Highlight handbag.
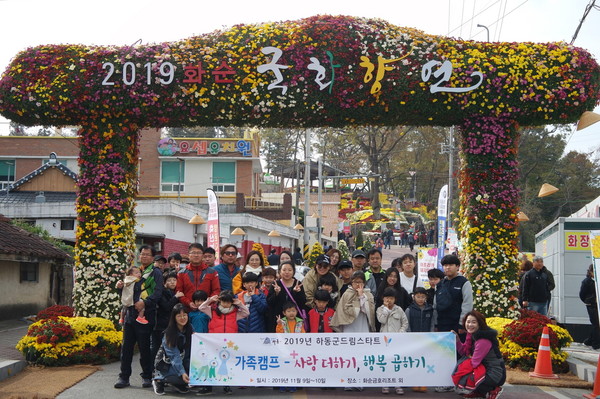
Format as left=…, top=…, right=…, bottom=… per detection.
left=281, top=281, right=310, bottom=331
left=154, top=345, right=172, bottom=374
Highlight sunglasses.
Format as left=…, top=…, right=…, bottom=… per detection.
left=223, top=251, right=237, bottom=256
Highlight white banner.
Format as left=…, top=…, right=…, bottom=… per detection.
left=437, top=185, right=448, bottom=265
left=189, top=332, right=456, bottom=387
left=206, top=189, right=220, bottom=260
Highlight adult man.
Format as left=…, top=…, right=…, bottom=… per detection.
left=338, top=260, right=354, bottom=296
left=385, top=228, right=394, bottom=249
left=435, top=254, right=473, bottom=333
left=212, top=244, right=240, bottom=291
left=115, top=245, right=164, bottom=389
left=202, top=247, right=217, bottom=267
left=434, top=254, right=473, bottom=394
left=351, top=249, right=367, bottom=272
left=153, top=255, right=167, bottom=271
left=521, top=256, right=555, bottom=316
left=267, top=249, right=280, bottom=266
left=176, top=243, right=221, bottom=310
left=365, top=249, right=386, bottom=296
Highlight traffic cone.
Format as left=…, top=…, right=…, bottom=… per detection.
left=529, top=326, right=558, bottom=379
left=583, top=354, right=600, bottom=399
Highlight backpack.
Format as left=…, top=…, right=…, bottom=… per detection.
left=436, top=276, right=467, bottom=311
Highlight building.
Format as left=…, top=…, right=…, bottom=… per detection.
left=0, top=129, right=299, bottom=259
left=0, top=214, right=70, bottom=319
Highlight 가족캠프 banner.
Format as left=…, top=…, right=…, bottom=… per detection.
left=189, top=332, right=455, bottom=387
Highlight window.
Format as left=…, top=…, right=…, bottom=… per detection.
left=0, top=160, right=15, bottom=189
left=212, top=162, right=235, bottom=192
left=20, top=262, right=39, bottom=282
left=60, top=219, right=75, bottom=230
left=161, top=160, right=185, bottom=192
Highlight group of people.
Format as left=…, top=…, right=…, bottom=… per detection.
left=115, top=243, right=505, bottom=398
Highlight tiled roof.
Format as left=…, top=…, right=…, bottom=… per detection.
left=0, top=215, right=70, bottom=260
left=0, top=191, right=76, bottom=204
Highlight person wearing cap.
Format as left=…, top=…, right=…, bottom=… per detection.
left=267, top=249, right=280, bottom=266
left=153, top=255, right=167, bottom=271
left=302, top=254, right=342, bottom=308
left=351, top=249, right=367, bottom=272
left=337, top=260, right=354, bottom=296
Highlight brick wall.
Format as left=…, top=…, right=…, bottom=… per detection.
left=162, top=237, right=191, bottom=257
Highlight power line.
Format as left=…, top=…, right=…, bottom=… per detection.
left=571, top=0, right=598, bottom=44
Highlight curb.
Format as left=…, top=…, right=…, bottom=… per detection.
left=0, top=359, right=27, bottom=382
left=567, top=350, right=599, bottom=383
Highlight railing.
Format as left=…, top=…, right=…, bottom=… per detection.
left=243, top=196, right=283, bottom=210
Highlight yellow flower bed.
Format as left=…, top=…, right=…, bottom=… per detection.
left=16, top=316, right=122, bottom=366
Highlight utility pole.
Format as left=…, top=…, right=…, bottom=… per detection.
left=303, top=129, right=311, bottom=251
left=440, top=127, right=455, bottom=229
left=317, top=157, right=323, bottom=244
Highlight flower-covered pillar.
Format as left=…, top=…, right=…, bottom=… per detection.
left=458, top=116, right=520, bottom=319
left=73, top=121, right=139, bottom=321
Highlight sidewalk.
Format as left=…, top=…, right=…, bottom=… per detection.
left=0, top=318, right=29, bottom=381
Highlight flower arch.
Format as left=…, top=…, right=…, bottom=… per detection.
left=0, top=15, right=598, bottom=320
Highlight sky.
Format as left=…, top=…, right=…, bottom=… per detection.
left=0, top=0, right=599, bottom=155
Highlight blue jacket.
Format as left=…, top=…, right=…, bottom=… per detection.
left=155, top=332, right=191, bottom=380
left=213, top=263, right=240, bottom=292
left=237, top=290, right=267, bottom=333
left=189, top=310, right=210, bottom=333
left=405, top=302, right=434, bottom=332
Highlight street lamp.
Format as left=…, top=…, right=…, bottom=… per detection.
left=188, top=214, right=206, bottom=242
left=477, top=24, right=490, bottom=42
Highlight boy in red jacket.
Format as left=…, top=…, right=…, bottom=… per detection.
left=308, top=289, right=335, bottom=333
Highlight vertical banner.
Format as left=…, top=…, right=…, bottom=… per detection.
left=417, top=248, right=438, bottom=288
left=207, top=189, right=220, bottom=260
left=437, top=185, right=448, bottom=267
left=588, top=231, right=600, bottom=325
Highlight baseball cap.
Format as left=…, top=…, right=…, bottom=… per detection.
left=351, top=249, right=366, bottom=258
left=154, top=255, right=167, bottom=263
left=338, top=260, right=353, bottom=269
left=316, top=254, right=330, bottom=265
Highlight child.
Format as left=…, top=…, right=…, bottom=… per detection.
left=260, top=267, right=277, bottom=296
left=427, top=268, right=445, bottom=305
left=189, top=290, right=210, bottom=333
left=330, top=271, right=376, bottom=333
left=120, top=266, right=147, bottom=324
left=404, top=287, right=434, bottom=393
left=308, top=289, right=335, bottom=333
left=237, top=272, right=267, bottom=333
left=276, top=301, right=305, bottom=393
left=376, top=287, right=408, bottom=395
left=199, top=290, right=249, bottom=395
left=276, top=301, right=306, bottom=333
left=317, top=274, right=339, bottom=307
left=153, top=271, right=184, bottom=361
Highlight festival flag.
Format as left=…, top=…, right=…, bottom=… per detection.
left=436, top=185, right=448, bottom=267
left=207, top=189, right=220, bottom=260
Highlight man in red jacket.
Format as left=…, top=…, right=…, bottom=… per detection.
left=176, top=243, right=221, bottom=310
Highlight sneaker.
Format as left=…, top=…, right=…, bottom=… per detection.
left=114, top=378, right=130, bottom=389
left=173, top=384, right=190, bottom=394
left=136, top=316, right=149, bottom=324
left=289, top=387, right=297, bottom=392
left=435, top=386, right=454, bottom=393
left=152, top=380, right=165, bottom=395
left=344, top=387, right=353, bottom=391
left=382, top=387, right=390, bottom=394
left=223, top=386, right=233, bottom=395
left=142, top=378, right=153, bottom=388
left=279, top=387, right=287, bottom=392
left=395, top=387, right=404, bottom=395
left=486, top=387, right=503, bottom=399
left=197, top=387, right=213, bottom=396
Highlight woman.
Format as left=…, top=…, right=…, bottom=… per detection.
left=326, top=248, right=342, bottom=275
left=375, top=268, right=412, bottom=311
left=580, top=264, right=600, bottom=349
left=303, top=254, right=341, bottom=308
left=232, top=250, right=265, bottom=294
left=330, top=271, right=376, bottom=333
left=152, top=303, right=192, bottom=395
left=266, top=261, right=307, bottom=332
left=452, top=310, right=505, bottom=399
left=279, top=250, right=294, bottom=265
left=398, top=253, right=424, bottom=294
